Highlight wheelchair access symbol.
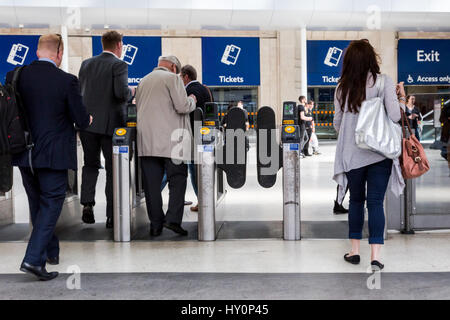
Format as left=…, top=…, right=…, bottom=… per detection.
left=221, top=44, right=241, bottom=66
left=7, top=43, right=29, bottom=66
left=120, top=44, right=138, bottom=65
left=324, top=46, right=343, bottom=67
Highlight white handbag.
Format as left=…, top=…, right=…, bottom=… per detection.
left=355, top=74, right=402, bottom=159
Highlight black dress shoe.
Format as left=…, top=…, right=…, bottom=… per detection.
left=163, top=223, right=188, bottom=236
left=150, top=227, right=163, bottom=237
left=184, top=200, right=193, bottom=206
left=46, top=256, right=59, bottom=265
left=82, top=205, right=95, bottom=224
left=371, top=260, right=384, bottom=271
left=106, top=217, right=114, bottom=229
left=344, top=253, right=360, bottom=265
left=20, top=262, right=58, bottom=281
left=333, top=201, right=349, bottom=214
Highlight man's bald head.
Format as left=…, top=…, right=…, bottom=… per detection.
left=37, top=34, right=63, bottom=67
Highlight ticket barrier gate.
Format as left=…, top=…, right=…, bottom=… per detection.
left=197, top=101, right=302, bottom=241
left=111, top=103, right=143, bottom=242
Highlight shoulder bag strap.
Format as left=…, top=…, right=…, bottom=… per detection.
left=203, top=84, right=213, bottom=102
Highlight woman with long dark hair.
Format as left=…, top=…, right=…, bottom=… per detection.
left=333, top=40, right=406, bottom=270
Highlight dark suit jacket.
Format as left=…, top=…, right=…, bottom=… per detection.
left=186, top=81, right=213, bottom=132
left=78, top=52, right=132, bottom=136
left=6, top=60, right=90, bottom=170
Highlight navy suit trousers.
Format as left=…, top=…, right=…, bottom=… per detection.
left=19, top=167, right=67, bottom=266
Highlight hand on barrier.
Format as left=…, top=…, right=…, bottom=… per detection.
left=89, top=115, right=93, bottom=125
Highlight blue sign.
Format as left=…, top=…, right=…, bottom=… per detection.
left=202, top=37, right=260, bottom=86
left=92, top=36, right=161, bottom=86
left=0, top=35, right=39, bottom=84
left=398, top=39, right=450, bottom=85
left=307, top=40, right=351, bottom=86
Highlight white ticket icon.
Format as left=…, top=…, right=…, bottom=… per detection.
left=121, top=44, right=138, bottom=65
left=324, top=46, right=343, bottom=67
left=7, top=43, right=29, bottom=66
left=221, top=44, right=241, bottom=66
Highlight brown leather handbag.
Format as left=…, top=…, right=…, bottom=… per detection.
left=400, top=109, right=430, bottom=179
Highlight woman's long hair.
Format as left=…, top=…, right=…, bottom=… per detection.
left=337, top=40, right=381, bottom=113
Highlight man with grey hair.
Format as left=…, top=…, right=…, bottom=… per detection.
left=136, top=55, right=197, bottom=237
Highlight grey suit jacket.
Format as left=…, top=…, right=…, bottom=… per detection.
left=78, top=52, right=132, bottom=136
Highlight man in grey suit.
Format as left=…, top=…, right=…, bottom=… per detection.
left=78, top=30, right=133, bottom=228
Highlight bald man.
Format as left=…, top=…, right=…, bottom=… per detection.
left=6, top=34, right=91, bottom=281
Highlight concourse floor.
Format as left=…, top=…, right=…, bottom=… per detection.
left=0, top=233, right=450, bottom=299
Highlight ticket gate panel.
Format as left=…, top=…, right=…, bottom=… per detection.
left=217, top=107, right=247, bottom=189
left=256, top=106, right=282, bottom=188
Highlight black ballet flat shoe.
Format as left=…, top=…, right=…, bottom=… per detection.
left=371, top=260, right=384, bottom=271
left=344, top=253, right=360, bottom=265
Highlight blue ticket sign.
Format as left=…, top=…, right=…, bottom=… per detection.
left=398, top=39, right=450, bottom=85
left=0, top=35, right=39, bottom=84
left=92, top=36, right=161, bottom=86
left=202, top=37, right=260, bottom=86
left=307, top=40, right=351, bottom=86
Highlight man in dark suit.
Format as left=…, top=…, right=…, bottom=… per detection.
left=180, top=65, right=213, bottom=212
left=78, top=31, right=133, bottom=228
left=6, top=34, right=91, bottom=281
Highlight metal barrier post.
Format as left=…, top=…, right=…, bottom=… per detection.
left=281, top=101, right=301, bottom=240
left=402, top=178, right=416, bottom=234
left=282, top=143, right=301, bottom=240
left=198, top=144, right=216, bottom=241
left=112, top=128, right=133, bottom=242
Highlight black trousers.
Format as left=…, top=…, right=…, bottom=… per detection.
left=19, top=167, right=67, bottom=266
left=79, top=131, right=113, bottom=218
left=141, top=156, right=187, bottom=230
left=303, top=128, right=312, bottom=155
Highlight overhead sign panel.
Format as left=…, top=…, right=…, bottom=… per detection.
left=202, top=37, right=260, bottom=86
left=398, top=39, right=450, bottom=85
left=0, top=35, right=39, bottom=84
left=307, top=40, right=351, bottom=86
left=92, top=36, right=161, bottom=86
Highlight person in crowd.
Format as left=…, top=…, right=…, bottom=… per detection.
left=78, top=30, right=133, bottom=229
left=333, top=39, right=406, bottom=270
left=180, top=64, right=214, bottom=212
left=405, top=95, right=422, bottom=141
left=440, top=99, right=450, bottom=172
left=6, top=34, right=91, bottom=280
left=302, top=100, right=314, bottom=156
left=298, top=95, right=312, bottom=158
left=308, top=101, right=321, bottom=155
left=221, top=100, right=250, bottom=153
left=136, top=55, right=196, bottom=237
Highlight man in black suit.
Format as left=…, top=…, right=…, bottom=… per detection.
left=180, top=65, right=213, bottom=212
left=6, top=34, right=91, bottom=281
left=78, top=31, right=133, bottom=228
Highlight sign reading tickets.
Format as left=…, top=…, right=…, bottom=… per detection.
left=0, top=35, right=39, bottom=84
left=92, top=36, right=161, bottom=86
left=202, top=37, right=260, bottom=86
left=398, top=39, right=450, bottom=85
left=307, top=40, right=351, bottom=86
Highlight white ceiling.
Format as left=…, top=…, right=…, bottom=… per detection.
left=0, top=0, right=449, bottom=31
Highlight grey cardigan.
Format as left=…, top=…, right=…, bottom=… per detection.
left=333, top=73, right=405, bottom=202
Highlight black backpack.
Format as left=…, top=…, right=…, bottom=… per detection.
left=0, top=67, right=34, bottom=192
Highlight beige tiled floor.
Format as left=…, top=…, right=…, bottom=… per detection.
left=1, top=232, right=449, bottom=274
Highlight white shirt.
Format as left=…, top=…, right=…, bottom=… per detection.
left=185, top=80, right=199, bottom=89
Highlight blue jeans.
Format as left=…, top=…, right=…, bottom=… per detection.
left=345, top=158, right=392, bottom=244
left=161, top=162, right=198, bottom=197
